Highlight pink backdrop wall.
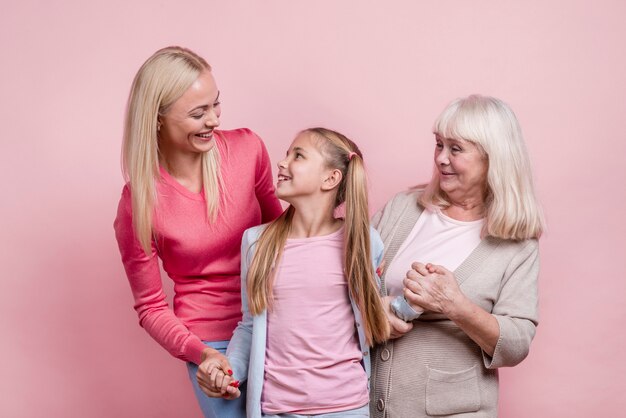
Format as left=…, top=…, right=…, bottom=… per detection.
left=2, top=1, right=625, bottom=416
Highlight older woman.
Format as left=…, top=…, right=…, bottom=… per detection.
left=370, top=95, right=544, bottom=417
left=114, top=47, right=282, bottom=417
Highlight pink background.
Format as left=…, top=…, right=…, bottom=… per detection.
left=2, top=1, right=625, bottom=417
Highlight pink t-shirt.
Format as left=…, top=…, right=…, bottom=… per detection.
left=261, top=227, right=369, bottom=415
left=114, top=129, right=282, bottom=365
left=386, top=208, right=484, bottom=297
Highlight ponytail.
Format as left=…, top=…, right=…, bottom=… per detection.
left=247, top=206, right=294, bottom=315
left=310, top=128, right=390, bottom=345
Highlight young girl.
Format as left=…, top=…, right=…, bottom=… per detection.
left=197, top=128, right=390, bottom=417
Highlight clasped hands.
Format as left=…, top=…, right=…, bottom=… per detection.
left=385, top=262, right=465, bottom=339
left=196, top=348, right=241, bottom=399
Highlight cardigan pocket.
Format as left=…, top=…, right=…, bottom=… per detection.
left=425, top=364, right=480, bottom=416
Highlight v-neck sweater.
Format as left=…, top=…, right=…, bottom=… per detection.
left=114, top=128, right=283, bottom=365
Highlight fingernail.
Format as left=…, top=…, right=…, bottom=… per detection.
left=230, top=380, right=240, bottom=388
left=227, top=369, right=233, bottom=375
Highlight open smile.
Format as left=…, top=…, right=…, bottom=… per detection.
left=277, top=174, right=291, bottom=183
left=195, top=130, right=214, bottom=141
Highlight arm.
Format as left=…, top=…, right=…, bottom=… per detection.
left=482, top=241, right=539, bottom=368
left=113, top=187, right=208, bottom=365
left=370, top=227, right=414, bottom=339
left=445, top=242, right=540, bottom=365
left=404, top=241, right=539, bottom=365
left=224, top=228, right=257, bottom=382
left=197, top=227, right=264, bottom=399
left=404, top=263, right=499, bottom=356
left=372, top=193, right=424, bottom=323
left=252, top=131, right=283, bottom=222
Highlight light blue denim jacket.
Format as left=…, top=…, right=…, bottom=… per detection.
left=226, top=224, right=384, bottom=418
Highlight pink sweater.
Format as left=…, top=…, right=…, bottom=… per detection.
left=114, top=128, right=283, bottom=365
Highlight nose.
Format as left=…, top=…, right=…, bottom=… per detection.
left=277, top=158, right=287, bottom=169
left=435, top=148, right=449, bottom=166
left=205, top=108, right=220, bottom=127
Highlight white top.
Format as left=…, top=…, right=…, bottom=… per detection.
left=385, top=208, right=484, bottom=296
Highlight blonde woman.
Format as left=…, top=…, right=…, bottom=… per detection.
left=198, top=128, right=390, bottom=417
left=114, top=46, right=282, bottom=417
left=370, top=95, right=544, bottom=417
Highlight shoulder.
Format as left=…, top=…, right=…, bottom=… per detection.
left=114, top=184, right=133, bottom=232
left=241, top=223, right=271, bottom=264
left=381, top=188, right=424, bottom=213
left=490, top=237, right=538, bottom=254
left=369, top=226, right=384, bottom=259
left=484, top=237, right=540, bottom=271
left=116, top=183, right=132, bottom=212
left=369, top=226, right=383, bottom=248
left=393, top=187, right=424, bottom=208
left=218, top=128, right=263, bottom=146
left=120, top=182, right=131, bottom=197
left=242, top=223, right=270, bottom=247
left=217, top=128, right=268, bottom=165
left=374, top=188, right=424, bottom=226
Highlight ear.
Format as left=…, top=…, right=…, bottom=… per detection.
left=321, top=168, right=343, bottom=191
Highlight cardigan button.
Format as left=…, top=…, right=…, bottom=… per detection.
left=380, top=348, right=391, bottom=361
left=377, top=398, right=385, bottom=411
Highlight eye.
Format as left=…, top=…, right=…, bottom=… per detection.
left=213, top=101, right=221, bottom=107
left=451, top=145, right=462, bottom=153
left=191, top=113, right=204, bottom=119
left=435, top=141, right=443, bottom=149
left=294, top=152, right=303, bottom=159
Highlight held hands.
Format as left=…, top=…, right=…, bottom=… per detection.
left=196, top=348, right=241, bottom=400
left=403, top=262, right=466, bottom=317
left=382, top=295, right=414, bottom=339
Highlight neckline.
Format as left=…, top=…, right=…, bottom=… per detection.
left=158, top=165, right=205, bottom=201
left=435, top=208, right=484, bottom=226
left=286, top=225, right=345, bottom=243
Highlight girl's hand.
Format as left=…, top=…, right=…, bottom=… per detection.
left=382, top=295, right=414, bottom=339
left=403, top=262, right=466, bottom=317
left=196, top=348, right=241, bottom=399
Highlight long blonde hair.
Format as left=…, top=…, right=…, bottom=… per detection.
left=421, top=94, right=545, bottom=240
left=122, top=46, right=223, bottom=253
left=246, top=128, right=390, bottom=345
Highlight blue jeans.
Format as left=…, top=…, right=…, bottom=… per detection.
left=262, top=404, right=369, bottom=417
left=187, top=340, right=247, bottom=418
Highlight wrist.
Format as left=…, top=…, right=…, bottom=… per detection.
left=444, top=293, right=471, bottom=322
left=201, top=347, right=219, bottom=363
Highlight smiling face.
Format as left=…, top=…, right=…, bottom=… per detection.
left=158, top=70, right=221, bottom=157
left=276, top=132, right=334, bottom=204
left=434, top=134, right=488, bottom=205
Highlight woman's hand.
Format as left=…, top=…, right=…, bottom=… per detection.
left=404, top=262, right=499, bottom=356
left=403, top=262, right=466, bottom=316
left=382, top=295, right=414, bottom=339
left=196, top=348, right=241, bottom=400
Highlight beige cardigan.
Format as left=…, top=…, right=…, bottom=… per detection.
left=370, top=190, right=539, bottom=417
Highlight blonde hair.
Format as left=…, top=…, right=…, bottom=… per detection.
left=122, top=46, right=222, bottom=253
left=421, top=94, right=544, bottom=240
left=247, top=128, right=390, bottom=345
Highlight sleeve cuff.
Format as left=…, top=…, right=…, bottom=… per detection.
left=185, top=338, right=210, bottom=365
left=390, top=296, right=423, bottom=322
